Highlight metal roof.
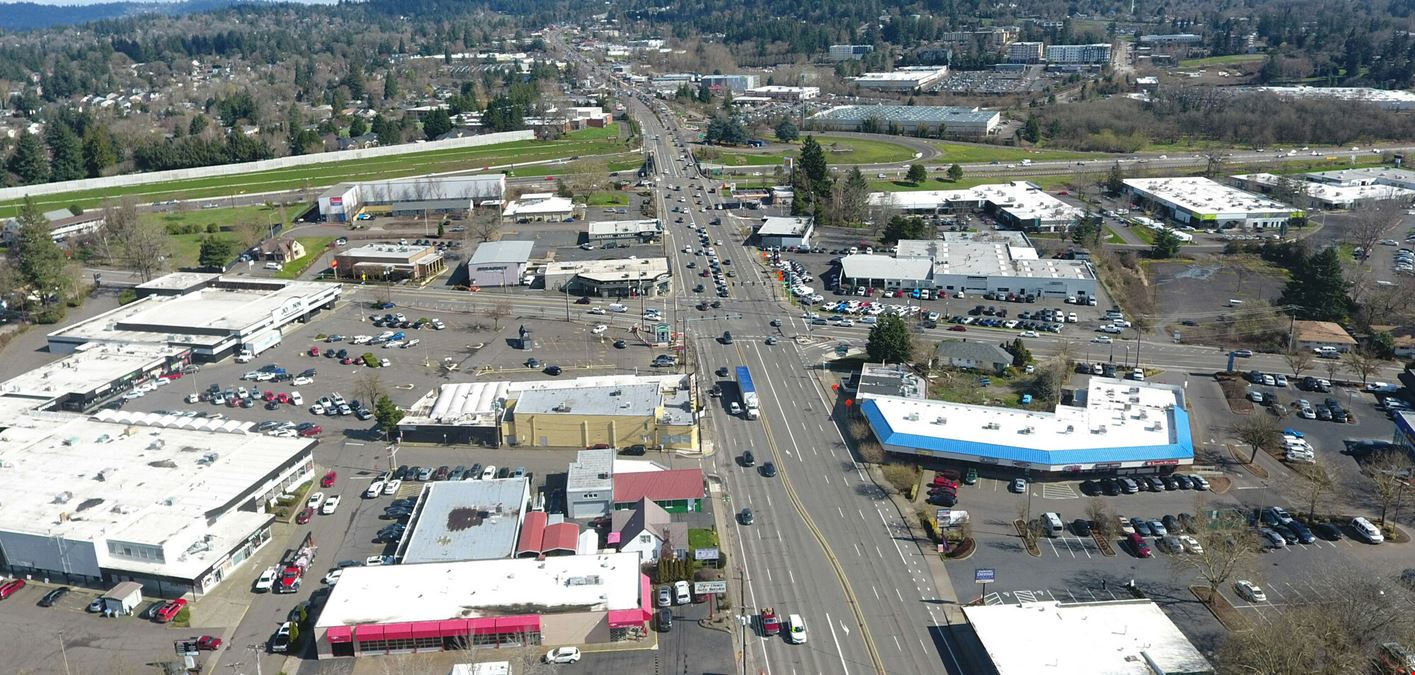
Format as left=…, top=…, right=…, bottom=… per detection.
left=612, top=468, right=704, bottom=503
left=812, top=104, right=998, bottom=125
left=469, top=240, right=535, bottom=265
left=399, top=479, right=530, bottom=564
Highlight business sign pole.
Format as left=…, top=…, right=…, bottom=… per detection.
left=974, top=568, right=996, bottom=606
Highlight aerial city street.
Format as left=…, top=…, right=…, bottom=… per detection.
left=1, top=3, right=1415, bottom=675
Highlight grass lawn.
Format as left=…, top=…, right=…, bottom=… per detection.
left=586, top=191, right=629, bottom=206
left=688, top=528, right=718, bottom=550
left=274, top=237, right=336, bottom=279
left=566, top=123, right=622, bottom=140
left=869, top=172, right=1090, bottom=193
left=704, top=134, right=916, bottom=167
left=0, top=130, right=633, bottom=219
left=143, top=203, right=307, bottom=268
left=166, top=232, right=232, bottom=269
left=1104, top=226, right=1126, bottom=245
left=1129, top=225, right=1157, bottom=245
left=929, top=142, right=1096, bottom=164
left=1179, top=54, right=1265, bottom=69
left=509, top=154, right=640, bottom=178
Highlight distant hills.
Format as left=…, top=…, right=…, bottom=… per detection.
left=0, top=0, right=247, bottom=30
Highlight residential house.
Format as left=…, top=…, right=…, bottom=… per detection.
left=612, top=468, right=704, bottom=513
left=936, top=340, right=1013, bottom=374
left=610, top=497, right=688, bottom=563
left=259, top=238, right=307, bottom=263
left=1294, top=320, right=1358, bottom=354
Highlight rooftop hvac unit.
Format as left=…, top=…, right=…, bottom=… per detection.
left=904, top=412, right=920, bottom=421
left=983, top=421, right=1000, bottom=430
left=53, top=491, right=72, bottom=504
left=1019, top=426, right=1034, bottom=434
left=1063, top=425, right=1074, bottom=434
left=1092, top=426, right=1108, bottom=434
left=932, top=417, right=947, bottom=425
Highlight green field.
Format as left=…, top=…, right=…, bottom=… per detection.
left=869, top=172, right=1088, bottom=193
left=274, top=237, right=336, bottom=279
left=929, top=142, right=1096, bottom=164
left=167, top=232, right=231, bottom=269
left=1128, top=225, right=1157, bottom=245
left=704, top=134, right=916, bottom=168
left=0, top=124, right=630, bottom=219
left=145, top=203, right=305, bottom=268
left=1179, top=54, right=1266, bottom=69
left=587, top=191, right=630, bottom=206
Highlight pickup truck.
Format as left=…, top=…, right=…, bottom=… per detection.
left=760, top=608, right=781, bottom=636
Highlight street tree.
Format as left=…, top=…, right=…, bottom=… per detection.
left=905, top=163, right=928, bottom=184
left=355, top=372, right=386, bottom=411
left=1104, top=162, right=1125, bottom=196
left=946, top=163, right=964, bottom=182
left=1169, top=505, right=1259, bottom=605
left=865, top=314, right=913, bottom=364
left=1348, top=348, right=1384, bottom=385
left=484, top=300, right=512, bottom=331
left=372, top=394, right=404, bottom=441
left=1233, top=413, right=1281, bottom=464
left=1085, top=498, right=1114, bottom=537
left=1365, top=449, right=1413, bottom=526
left=1283, top=348, right=1314, bottom=379
left=1298, top=466, right=1333, bottom=521
left=1202, top=152, right=1229, bottom=178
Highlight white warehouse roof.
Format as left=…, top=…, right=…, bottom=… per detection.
left=1124, top=177, right=1295, bottom=216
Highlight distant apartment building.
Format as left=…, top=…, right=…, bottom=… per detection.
left=829, top=44, right=875, bottom=61
left=700, top=74, right=759, bottom=93
left=1006, top=41, right=1045, bottom=63
left=1045, top=43, right=1113, bottom=65
left=940, top=26, right=1020, bottom=52
left=744, top=85, right=820, bottom=101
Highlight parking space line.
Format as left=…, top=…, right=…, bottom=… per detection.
left=1046, top=538, right=1060, bottom=557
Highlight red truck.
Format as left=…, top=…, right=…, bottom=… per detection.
left=760, top=607, right=781, bottom=636
left=275, top=532, right=317, bottom=594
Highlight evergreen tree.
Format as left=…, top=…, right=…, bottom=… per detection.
left=12, top=196, right=69, bottom=303
left=798, top=135, right=828, bottom=185
left=188, top=114, right=209, bottom=136
left=349, top=116, right=368, bottom=138
left=46, top=123, right=84, bottom=183
left=1151, top=229, right=1183, bottom=259
left=198, top=237, right=234, bottom=270
left=81, top=123, right=115, bottom=176
left=866, top=314, right=913, bottom=364
left=422, top=108, right=454, bottom=140
left=905, top=163, right=928, bottom=184
left=1021, top=115, right=1041, bottom=143
left=947, top=163, right=964, bottom=182
left=1105, top=162, right=1126, bottom=196
left=7, top=131, right=49, bottom=185
left=384, top=73, right=399, bottom=101
left=838, top=167, right=870, bottom=225
left=775, top=119, right=799, bottom=142
left=1279, top=247, right=1350, bottom=321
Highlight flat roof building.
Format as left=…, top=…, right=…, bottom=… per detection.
left=585, top=219, right=663, bottom=246
left=699, top=74, right=758, bottom=93
left=1123, top=177, right=1301, bottom=229
left=466, top=240, right=534, bottom=288
left=1232, top=172, right=1415, bottom=209
left=48, top=274, right=340, bottom=361
left=744, top=85, right=819, bottom=101
left=314, top=553, right=650, bottom=659
left=862, top=376, right=1192, bottom=473
left=869, top=181, right=1081, bottom=231
left=1046, top=43, right=1113, bottom=65
left=0, top=412, right=314, bottom=597
left=0, top=342, right=189, bottom=413
left=319, top=175, right=507, bottom=222
left=811, top=105, right=1000, bottom=137
left=335, top=243, right=447, bottom=282
left=398, top=381, right=512, bottom=446
left=502, top=192, right=576, bottom=223
left=756, top=216, right=814, bottom=248
left=395, top=479, right=532, bottom=564
left=843, top=232, right=1097, bottom=298
left=964, top=600, right=1212, bottom=674
left=543, top=257, right=672, bottom=298
left=853, top=66, right=950, bottom=92
left=566, top=446, right=615, bottom=519
left=1006, top=41, right=1045, bottom=63
left=855, top=363, right=928, bottom=401
left=829, top=44, right=875, bottom=61
left=1243, top=86, right=1415, bottom=112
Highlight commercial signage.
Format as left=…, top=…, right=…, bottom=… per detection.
left=1144, top=459, right=1181, bottom=467
left=974, top=568, right=996, bottom=583
left=936, top=509, right=969, bottom=527
left=693, top=547, right=720, bottom=561
left=693, top=581, right=727, bottom=595
left=329, top=196, right=343, bottom=206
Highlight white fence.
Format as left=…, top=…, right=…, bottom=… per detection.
left=0, top=130, right=536, bottom=203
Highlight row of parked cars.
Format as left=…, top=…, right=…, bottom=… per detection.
left=1079, top=473, right=1211, bottom=496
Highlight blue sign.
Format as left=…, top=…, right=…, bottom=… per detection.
left=974, top=568, right=996, bottom=584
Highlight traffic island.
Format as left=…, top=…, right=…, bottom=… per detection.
left=1189, top=585, right=1248, bottom=631
left=1013, top=519, right=1041, bottom=557
left=941, top=537, right=975, bottom=560
left=1090, top=532, right=1116, bottom=556
left=1214, top=372, right=1255, bottom=414
left=1225, top=443, right=1270, bottom=479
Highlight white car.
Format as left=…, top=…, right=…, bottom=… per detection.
left=1178, top=535, right=1204, bottom=554
left=588, top=307, right=606, bottom=315
left=365, top=555, right=394, bottom=566
left=787, top=614, right=808, bottom=644
left=254, top=566, right=277, bottom=592
left=673, top=580, right=691, bottom=604
left=323, top=569, right=343, bottom=585
left=591, top=324, right=608, bottom=334
left=320, top=495, right=341, bottom=515
left=1234, top=580, right=1267, bottom=603
left=364, top=481, right=384, bottom=498
left=1092, top=336, right=1113, bottom=344
left=544, top=647, right=582, bottom=664
left=306, top=491, right=325, bottom=509
left=309, top=403, right=325, bottom=415
left=1020, top=330, right=1039, bottom=338
left=382, top=479, right=401, bottom=495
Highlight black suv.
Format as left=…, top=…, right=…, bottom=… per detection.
left=740, top=451, right=756, bottom=467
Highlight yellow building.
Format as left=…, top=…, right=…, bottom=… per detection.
left=503, top=377, right=698, bottom=450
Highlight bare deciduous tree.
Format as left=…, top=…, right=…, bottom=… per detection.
left=1168, top=506, right=1258, bottom=604
left=1365, top=449, right=1412, bottom=526
left=1283, top=348, right=1314, bottom=379
left=1297, top=466, right=1333, bottom=521
left=1233, top=413, right=1281, bottom=463
left=1085, top=497, right=1114, bottom=537
left=468, top=208, right=501, bottom=243
left=100, top=197, right=171, bottom=282
left=1345, top=199, right=1405, bottom=264
left=1202, top=151, right=1230, bottom=178
left=484, top=300, right=512, bottom=330
left=1348, top=348, right=1384, bottom=386
left=355, top=372, right=385, bottom=410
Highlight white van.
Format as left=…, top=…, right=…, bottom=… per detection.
left=787, top=614, right=808, bottom=644
left=1040, top=512, right=1064, bottom=538
left=264, top=261, right=283, bottom=271
left=608, top=303, right=628, bottom=313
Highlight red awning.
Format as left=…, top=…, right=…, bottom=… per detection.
left=383, top=623, right=414, bottom=640
left=410, top=621, right=442, bottom=639
left=354, top=624, right=385, bottom=642
left=607, top=609, right=646, bottom=628
left=466, top=617, right=500, bottom=635
left=438, top=619, right=469, bottom=638
left=326, top=626, right=352, bottom=644
left=640, top=573, right=652, bottom=616
left=494, top=615, right=541, bottom=633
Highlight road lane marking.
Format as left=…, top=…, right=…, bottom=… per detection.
left=826, top=612, right=850, bottom=675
